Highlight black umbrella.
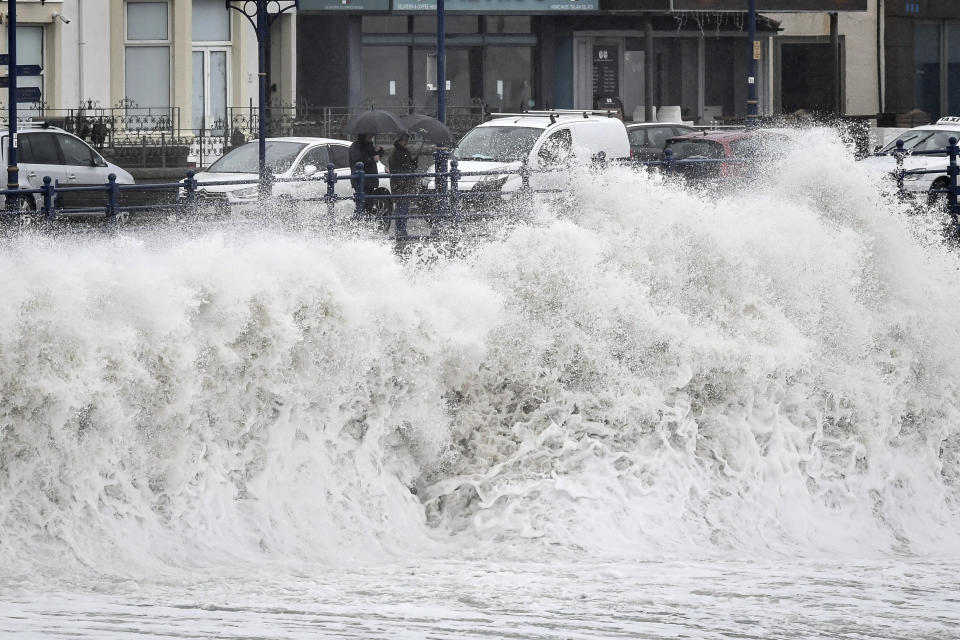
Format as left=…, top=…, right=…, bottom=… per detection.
left=343, top=109, right=405, bottom=136
left=401, top=114, right=454, bottom=146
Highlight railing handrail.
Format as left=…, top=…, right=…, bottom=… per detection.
left=2, top=139, right=958, bottom=243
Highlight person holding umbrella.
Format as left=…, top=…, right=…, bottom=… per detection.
left=349, top=133, right=388, bottom=230
left=389, top=133, right=418, bottom=240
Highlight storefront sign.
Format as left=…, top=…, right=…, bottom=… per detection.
left=300, top=0, right=391, bottom=10
left=392, top=0, right=598, bottom=11
left=670, top=0, right=867, bottom=10
left=592, top=45, right=619, bottom=100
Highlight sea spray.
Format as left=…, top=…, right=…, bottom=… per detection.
left=0, top=129, right=958, bottom=584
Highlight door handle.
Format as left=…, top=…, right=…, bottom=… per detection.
left=66, top=173, right=77, bottom=180
left=26, top=171, right=36, bottom=179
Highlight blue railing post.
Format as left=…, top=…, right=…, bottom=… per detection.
left=325, top=162, right=337, bottom=218
left=41, top=175, right=54, bottom=220
left=894, top=139, right=905, bottom=197
left=663, top=148, right=675, bottom=175
left=947, top=136, right=959, bottom=238
left=183, top=169, right=197, bottom=217
left=449, top=158, right=460, bottom=216
left=353, top=161, right=365, bottom=219
left=434, top=150, right=449, bottom=218
left=106, top=173, right=119, bottom=223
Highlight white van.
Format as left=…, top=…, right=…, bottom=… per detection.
left=439, top=111, right=630, bottom=197
left=0, top=123, right=134, bottom=210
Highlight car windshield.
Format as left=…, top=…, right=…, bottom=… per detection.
left=878, top=129, right=960, bottom=154
left=665, top=139, right=724, bottom=160
left=207, top=141, right=307, bottom=173
left=454, top=126, right=543, bottom=162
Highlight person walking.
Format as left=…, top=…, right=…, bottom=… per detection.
left=389, top=133, right=418, bottom=240
left=349, top=133, right=388, bottom=230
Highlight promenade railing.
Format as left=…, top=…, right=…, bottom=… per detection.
left=3, top=141, right=959, bottom=239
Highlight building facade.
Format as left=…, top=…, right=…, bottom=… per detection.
left=1, top=0, right=297, bottom=134
left=0, top=0, right=903, bottom=137
left=297, top=0, right=783, bottom=125
left=884, top=0, right=960, bottom=122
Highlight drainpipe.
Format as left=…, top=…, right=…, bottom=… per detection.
left=645, top=18, right=654, bottom=122
left=877, top=0, right=885, bottom=113
left=830, top=12, right=841, bottom=115
left=78, top=0, right=85, bottom=104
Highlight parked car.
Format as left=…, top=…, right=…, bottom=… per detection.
left=190, top=137, right=390, bottom=213
left=662, top=129, right=787, bottom=181
left=434, top=111, right=630, bottom=200
left=858, top=116, right=960, bottom=202
left=626, top=122, right=697, bottom=161
left=0, top=123, right=134, bottom=210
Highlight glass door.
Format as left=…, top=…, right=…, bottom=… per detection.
left=192, top=48, right=228, bottom=135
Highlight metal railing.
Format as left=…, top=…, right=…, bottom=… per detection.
left=3, top=140, right=958, bottom=240
left=891, top=136, right=960, bottom=238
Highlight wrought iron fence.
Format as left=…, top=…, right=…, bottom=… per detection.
left=2, top=138, right=959, bottom=242
left=1, top=99, right=490, bottom=169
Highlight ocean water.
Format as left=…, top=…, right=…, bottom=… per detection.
left=1, top=129, right=958, bottom=638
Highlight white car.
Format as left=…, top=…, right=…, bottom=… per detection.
left=190, top=137, right=389, bottom=212
left=859, top=117, right=960, bottom=201
left=434, top=111, right=630, bottom=198
left=0, top=123, right=134, bottom=209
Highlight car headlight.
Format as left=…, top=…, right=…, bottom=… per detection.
left=472, top=176, right=508, bottom=192
left=233, top=186, right=259, bottom=198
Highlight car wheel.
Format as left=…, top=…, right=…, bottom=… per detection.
left=928, top=178, right=951, bottom=210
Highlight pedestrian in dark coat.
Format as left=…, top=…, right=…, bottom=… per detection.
left=389, top=133, right=418, bottom=239
left=348, top=133, right=382, bottom=193
left=348, top=133, right=389, bottom=230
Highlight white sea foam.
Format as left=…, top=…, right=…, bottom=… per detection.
left=0, top=128, right=958, bottom=636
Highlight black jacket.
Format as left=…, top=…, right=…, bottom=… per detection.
left=348, top=140, right=380, bottom=191
left=389, top=143, right=419, bottom=194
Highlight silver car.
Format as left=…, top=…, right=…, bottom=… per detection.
left=0, top=123, right=134, bottom=209
left=191, top=137, right=390, bottom=213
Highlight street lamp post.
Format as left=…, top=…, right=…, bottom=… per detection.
left=5, top=0, right=19, bottom=211
left=226, top=0, right=298, bottom=199
left=436, top=0, right=445, bottom=125
left=747, top=0, right=758, bottom=126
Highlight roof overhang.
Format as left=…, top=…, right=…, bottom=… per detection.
left=603, top=0, right=866, bottom=11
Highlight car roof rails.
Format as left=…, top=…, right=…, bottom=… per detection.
left=487, top=109, right=616, bottom=122
left=14, top=120, right=55, bottom=129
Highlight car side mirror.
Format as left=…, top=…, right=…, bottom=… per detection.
left=873, top=144, right=882, bottom=153
left=302, top=164, right=318, bottom=177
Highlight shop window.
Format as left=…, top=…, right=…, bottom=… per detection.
left=484, top=16, right=531, bottom=33
left=780, top=41, right=836, bottom=114
left=948, top=23, right=960, bottom=117
left=363, top=46, right=409, bottom=105
left=654, top=39, right=698, bottom=121
left=484, top=47, right=532, bottom=111
left=363, top=16, right=409, bottom=33
left=914, top=23, right=941, bottom=121
left=413, top=16, right=478, bottom=34
left=125, top=1, right=170, bottom=112
left=414, top=48, right=470, bottom=107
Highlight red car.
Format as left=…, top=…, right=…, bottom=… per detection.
left=662, top=129, right=787, bottom=180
